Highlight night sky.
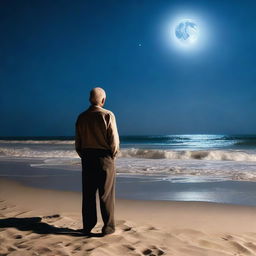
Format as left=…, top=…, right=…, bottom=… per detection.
left=1, top=0, right=256, bottom=136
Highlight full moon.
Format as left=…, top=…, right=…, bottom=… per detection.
left=174, top=19, right=199, bottom=45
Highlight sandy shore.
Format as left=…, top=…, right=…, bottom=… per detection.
left=1, top=179, right=256, bottom=256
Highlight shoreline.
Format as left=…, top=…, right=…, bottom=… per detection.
left=1, top=157, right=256, bottom=206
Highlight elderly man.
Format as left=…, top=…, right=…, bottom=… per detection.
left=75, top=87, right=119, bottom=235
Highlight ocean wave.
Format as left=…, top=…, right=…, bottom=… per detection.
left=234, top=140, right=256, bottom=146
left=119, top=148, right=256, bottom=162
left=221, top=135, right=256, bottom=140
left=1, top=146, right=256, bottom=162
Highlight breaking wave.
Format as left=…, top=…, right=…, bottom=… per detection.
left=1, top=146, right=256, bottom=162
left=120, top=148, right=256, bottom=162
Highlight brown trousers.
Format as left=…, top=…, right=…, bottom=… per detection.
left=81, top=149, right=115, bottom=232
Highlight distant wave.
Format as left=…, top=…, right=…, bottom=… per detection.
left=121, top=135, right=191, bottom=143
left=234, top=140, right=256, bottom=146
left=0, top=147, right=78, bottom=158
left=1, top=134, right=256, bottom=148
left=220, top=135, right=256, bottom=140
left=0, top=140, right=74, bottom=145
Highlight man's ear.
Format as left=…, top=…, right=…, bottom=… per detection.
left=102, top=98, right=105, bottom=104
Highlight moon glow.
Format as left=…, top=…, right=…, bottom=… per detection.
left=163, top=11, right=210, bottom=53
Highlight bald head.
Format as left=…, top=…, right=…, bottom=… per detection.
left=89, top=87, right=106, bottom=106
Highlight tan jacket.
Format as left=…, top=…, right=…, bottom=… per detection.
left=75, top=105, right=119, bottom=158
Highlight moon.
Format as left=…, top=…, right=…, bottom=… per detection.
left=174, top=19, right=199, bottom=46
left=163, top=12, right=209, bottom=52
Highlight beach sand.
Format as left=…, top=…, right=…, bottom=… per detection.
left=1, top=179, right=256, bottom=256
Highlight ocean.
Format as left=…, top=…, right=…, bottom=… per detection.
left=1, top=134, right=256, bottom=183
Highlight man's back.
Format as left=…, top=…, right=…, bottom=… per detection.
left=75, top=105, right=119, bottom=158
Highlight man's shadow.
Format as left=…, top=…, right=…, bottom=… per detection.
left=0, top=216, right=103, bottom=237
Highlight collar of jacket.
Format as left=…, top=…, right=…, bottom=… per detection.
left=90, top=105, right=102, bottom=109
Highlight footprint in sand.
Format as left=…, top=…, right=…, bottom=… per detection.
left=42, top=214, right=61, bottom=224
left=147, top=226, right=157, bottom=231
left=123, top=226, right=132, bottom=232
left=123, top=244, right=136, bottom=251
left=118, top=222, right=134, bottom=233
left=43, top=214, right=61, bottom=219
left=71, top=245, right=82, bottom=253
left=142, top=246, right=165, bottom=256
left=221, top=234, right=234, bottom=241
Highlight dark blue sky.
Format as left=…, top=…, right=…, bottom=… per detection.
left=1, top=0, right=256, bottom=136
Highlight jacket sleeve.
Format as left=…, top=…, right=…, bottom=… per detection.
left=75, top=118, right=82, bottom=158
left=107, top=112, right=120, bottom=158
